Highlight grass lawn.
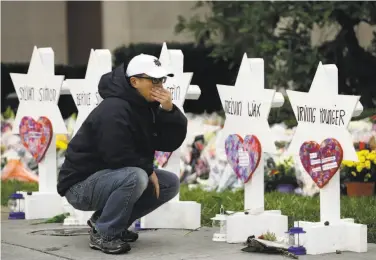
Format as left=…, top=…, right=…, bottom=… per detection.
left=180, top=185, right=376, bottom=243
left=1, top=180, right=39, bottom=205
left=2, top=180, right=375, bottom=243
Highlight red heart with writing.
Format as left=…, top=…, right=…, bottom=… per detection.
left=299, top=138, right=343, bottom=188
left=154, top=151, right=172, bottom=167
left=225, top=134, right=262, bottom=183
left=19, top=116, right=53, bottom=163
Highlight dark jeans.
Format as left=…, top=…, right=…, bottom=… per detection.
left=64, top=167, right=180, bottom=239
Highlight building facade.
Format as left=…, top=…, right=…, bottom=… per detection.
left=1, top=1, right=375, bottom=65
left=1, top=1, right=207, bottom=65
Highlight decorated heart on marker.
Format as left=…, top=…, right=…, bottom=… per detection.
left=225, top=134, right=262, bottom=183
left=154, top=151, right=172, bottom=167
left=19, top=116, right=53, bottom=163
left=299, top=138, right=343, bottom=188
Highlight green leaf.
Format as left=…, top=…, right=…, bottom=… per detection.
left=227, top=17, right=240, bottom=23
left=175, top=0, right=376, bottom=98
left=238, top=27, right=250, bottom=33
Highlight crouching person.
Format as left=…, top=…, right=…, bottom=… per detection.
left=57, top=54, right=187, bottom=254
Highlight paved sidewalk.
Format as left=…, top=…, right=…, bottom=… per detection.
left=1, top=216, right=376, bottom=260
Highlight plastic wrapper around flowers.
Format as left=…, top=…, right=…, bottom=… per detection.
left=348, top=117, right=375, bottom=143
left=1, top=121, right=38, bottom=182
left=182, top=126, right=244, bottom=192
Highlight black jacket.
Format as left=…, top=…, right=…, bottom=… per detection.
left=57, top=63, right=187, bottom=196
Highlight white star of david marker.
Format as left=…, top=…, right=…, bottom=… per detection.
left=217, top=53, right=277, bottom=154
left=159, top=43, right=193, bottom=112
left=65, top=49, right=112, bottom=136
left=155, top=43, right=194, bottom=179
left=10, top=46, right=67, bottom=134
left=286, top=62, right=360, bottom=161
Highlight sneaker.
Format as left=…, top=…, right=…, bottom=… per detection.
left=89, top=229, right=131, bottom=254
left=119, top=229, right=139, bottom=242
left=87, top=216, right=139, bottom=242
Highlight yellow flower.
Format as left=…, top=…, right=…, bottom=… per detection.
left=363, top=150, right=369, bottom=156
left=365, top=160, right=371, bottom=169
left=359, top=156, right=366, bottom=163
left=351, top=171, right=357, bottom=177
left=368, top=154, right=376, bottom=161
left=342, top=160, right=354, bottom=167
left=356, top=165, right=364, bottom=173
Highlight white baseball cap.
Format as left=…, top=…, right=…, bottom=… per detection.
left=126, top=54, right=173, bottom=78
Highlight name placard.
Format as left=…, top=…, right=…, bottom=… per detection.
left=19, top=86, right=57, bottom=103
left=297, top=105, right=346, bottom=126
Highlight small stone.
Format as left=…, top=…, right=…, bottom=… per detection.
left=244, top=211, right=249, bottom=215
left=336, top=250, right=342, bottom=254
left=324, top=221, right=329, bottom=226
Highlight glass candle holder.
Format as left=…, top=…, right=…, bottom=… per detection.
left=285, top=226, right=307, bottom=255
left=8, top=193, right=25, bottom=220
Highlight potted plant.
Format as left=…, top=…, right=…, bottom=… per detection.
left=265, top=155, right=297, bottom=193
left=341, top=149, right=376, bottom=197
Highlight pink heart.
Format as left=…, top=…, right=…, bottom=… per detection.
left=154, top=151, right=172, bottom=167
left=299, top=138, right=343, bottom=188
left=225, top=134, right=262, bottom=183
left=19, top=116, right=53, bottom=163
